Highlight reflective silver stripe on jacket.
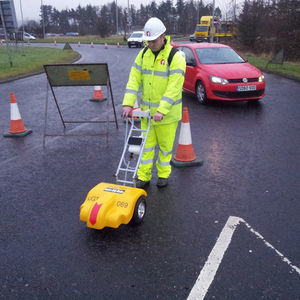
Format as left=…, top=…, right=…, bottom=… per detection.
left=169, top=69, right=185, bottom=76
left=141, top=99, right=159, bottom=107
left=157, top=157, right=170, bottom=167
left=142, top=69, right=152, bottom=75
left=140, top=158, right=154, bottom=165
left=143, top=146, right=156, bottom=152
left=159, top=149, right=172, bottom=156
left=133, top=62, right=142, bottom=71
left=154, top=70, right=168, bottom=78
left=126, top=89, right=138, bottom=95
left=161, top=96, right=182, bottom=106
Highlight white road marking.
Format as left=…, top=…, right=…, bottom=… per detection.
left=187, top=216, right=242, bottom=300
left=187, top=216, right=300, bottom=300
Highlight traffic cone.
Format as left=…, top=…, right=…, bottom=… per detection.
left=117, top=42, right=120, bottom=48
left=105, top=43, right=108, bottom=49
left=78, top=41, right=80, bottom=47
left=3, top=92, right=32, bottom=138
left=171, top=107, right=203, bottom=167
left=90, top=86, right=107, bottom=102
left=90, top=42, right=94, bottom=48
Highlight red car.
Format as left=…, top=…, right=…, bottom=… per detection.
left=177, top=43, right=265, bottom=104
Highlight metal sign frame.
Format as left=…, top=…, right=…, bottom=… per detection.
left=43, top=63, right=118, bottom=147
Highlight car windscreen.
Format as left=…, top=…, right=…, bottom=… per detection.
left=195, top=25, right=208, bottom=32
left=130, top=33, right=143, bottom=38
left=195, top=47, right=245, bottom=64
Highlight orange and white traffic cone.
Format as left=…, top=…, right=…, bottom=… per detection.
left=117, top=42, right=120, bottom=48
left=171, top=107, right=203, bottom=167
left=104, top=43, right=108, bottom=49
left=90, top=86, right=107, bottom=102
left=90, top=42, right=94, bottom=48
left=3, top=92, right=32, bottom=138
left=78, top=41, right=80, bottom=47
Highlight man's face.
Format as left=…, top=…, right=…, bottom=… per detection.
left=148, top=34, right=166, bottom=52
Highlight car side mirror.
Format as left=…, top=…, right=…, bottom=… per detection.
left=187, top=59, right=197, bottom=67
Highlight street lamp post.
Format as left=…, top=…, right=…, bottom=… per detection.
left=210, top=0, right=215, bottom=43
left=41, top=0, right=45, bottom=38
left=19, top=0, right=24, bottom=40
left=116, top=0, right=118, bottom=34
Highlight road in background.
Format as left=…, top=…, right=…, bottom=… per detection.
left=0, top=44, right=299, bottom=299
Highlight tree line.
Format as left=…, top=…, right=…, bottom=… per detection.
left=24, top=1, right=222, bottom=37
left=238, top=0, right=300, bottom=60
left=23, top=0, right=299, bottom=60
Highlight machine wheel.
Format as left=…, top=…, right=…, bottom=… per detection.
left=128, top=44, right=131, bottom=48
left=131, top=196, right=146, bottom=224
left=196, top=81, right=208, bottom=104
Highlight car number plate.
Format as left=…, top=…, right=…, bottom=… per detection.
left=237, top=85, right=256, bottom=91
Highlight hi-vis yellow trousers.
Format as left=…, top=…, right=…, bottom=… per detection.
left=137, top=120, right=178, bottom=182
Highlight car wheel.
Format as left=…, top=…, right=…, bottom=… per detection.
left=196, top=81, right=208, bottom=104
left=131, top=196, right=146, bottom=224
left=128, top=44, right=131, bottom=48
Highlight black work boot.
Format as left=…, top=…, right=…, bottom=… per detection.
left=135, top=179, right=150, bottom=189
left=156, top=177, right=168, bottom=188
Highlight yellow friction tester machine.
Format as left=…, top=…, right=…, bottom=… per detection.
left=80, top=109, right=151, bottom=230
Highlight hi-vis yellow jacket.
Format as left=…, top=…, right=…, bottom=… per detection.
left=122, top=36, right=186, bottom=125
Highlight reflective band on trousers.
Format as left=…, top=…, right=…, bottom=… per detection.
left=160, top=149, right=172, bottom=156
left=143, top=146, right=156, bottom=152
left=141, top=158, right=154, bottom=165
left=157, top=157, right=170, bottom=166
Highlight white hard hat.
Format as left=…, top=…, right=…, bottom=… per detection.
left=143, top=17, right=166, bottom=41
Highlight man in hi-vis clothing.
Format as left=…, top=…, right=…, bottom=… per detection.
left=122, top=17, right=186, bottom=188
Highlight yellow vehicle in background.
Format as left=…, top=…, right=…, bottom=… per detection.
left=192, top=16, right=233, bottom=42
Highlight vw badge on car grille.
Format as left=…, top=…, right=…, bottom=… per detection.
left=242, top=78, right=248, bottom=83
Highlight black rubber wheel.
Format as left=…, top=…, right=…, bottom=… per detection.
left=131, top=196, right=146, bottom=224
left=128, top=44, right=131, bottom=48
left=196, top=81, right=208, bottom=104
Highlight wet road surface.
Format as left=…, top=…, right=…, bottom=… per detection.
left=0, top=43, right=299, bottom=299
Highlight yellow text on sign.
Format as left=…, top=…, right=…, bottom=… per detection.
left=68, top=70, right=90, bottom=81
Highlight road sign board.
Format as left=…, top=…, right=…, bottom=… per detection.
left=0, top=0, right=17, bottom=32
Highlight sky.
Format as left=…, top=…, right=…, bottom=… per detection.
left=14, top=0, right=240, bottom=23
left=14, top=0, right=155, bottom=22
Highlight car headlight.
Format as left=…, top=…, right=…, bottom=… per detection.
left=210, top=75, right=229, bottom=85
left=258, top=74, right=265, bottom=82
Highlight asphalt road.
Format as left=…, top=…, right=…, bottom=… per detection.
left=0, top=43, right=299, bottom=299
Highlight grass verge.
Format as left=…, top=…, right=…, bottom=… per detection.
left=0, top=45, right=78, bottom=81
left=33, top=35, right=127, bottom=45
left=241, top=52, right=300, bottom=80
